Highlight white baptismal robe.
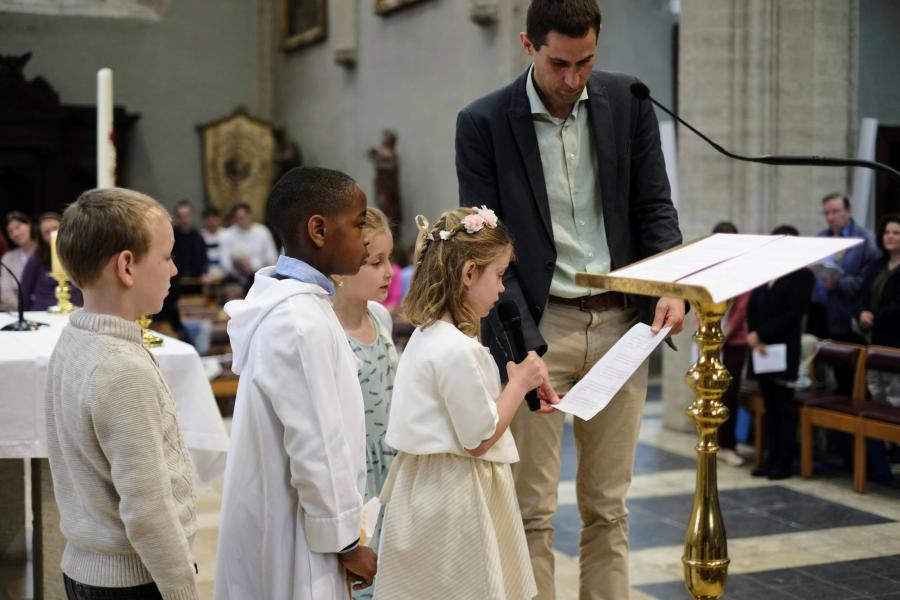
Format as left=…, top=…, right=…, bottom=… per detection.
left=215, top=270, right=366, bottom=600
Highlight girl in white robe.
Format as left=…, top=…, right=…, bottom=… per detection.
left=374, top=207, right=557, bottom=600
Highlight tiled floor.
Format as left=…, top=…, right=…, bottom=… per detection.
left=550, top=391, right=900, bottom=599
left=4, top=386, right=900, bottom=599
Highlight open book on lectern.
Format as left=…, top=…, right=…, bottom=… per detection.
left=576, top=233, right=863, bottom=304
left=555, top=233, right=864, bottom=421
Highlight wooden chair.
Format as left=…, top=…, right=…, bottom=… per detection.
left=209, top=353, right=238, bottom=417
left=799, top=341, right=867, bottom=492
left=856, top=345, right=900, bottom=493
left=737, top=380, right=766, bottom=466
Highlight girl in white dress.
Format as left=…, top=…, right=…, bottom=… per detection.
left=374, top=207, right=556, bottom=600
left=332, top=207, right=399, bottom=600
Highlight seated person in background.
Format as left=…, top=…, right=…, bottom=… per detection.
left=219, top=203, right=278, bottom=289
left=47, top=187, right=198, bottom=599
left=201, top=207, right=225, bottom=282
left=172, top=200, right=209, bottom=283
left=859, top=213, right=900, bottom=407
left=1, top=211, right=37, bottom=310
left=21, top=212, right=83, bottom=311
left=747, top=225, right=815, bottom=480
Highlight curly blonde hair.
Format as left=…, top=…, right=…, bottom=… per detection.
left=403, top=207, right=513, bottom=336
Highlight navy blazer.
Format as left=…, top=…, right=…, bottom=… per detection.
left=455, top=69, right=682, bottom=365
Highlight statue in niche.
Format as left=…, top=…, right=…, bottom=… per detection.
left=367, top=129, right=402, bottom=241
left=272, top=128, right=303, bottom=184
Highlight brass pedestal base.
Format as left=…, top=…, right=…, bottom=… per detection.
left=682, top=300, right=731, bottom=599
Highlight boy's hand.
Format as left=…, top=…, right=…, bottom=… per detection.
left=339, top=545, right=377, bottom=590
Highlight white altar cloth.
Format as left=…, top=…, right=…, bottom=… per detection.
left=0, top=311, right=229, bottom=483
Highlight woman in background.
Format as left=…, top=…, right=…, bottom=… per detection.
left=858, top=213, right=900, bottom=407
left=21, top=212, right=82, bottom=310
left=1, top=212, right=37, bottom=310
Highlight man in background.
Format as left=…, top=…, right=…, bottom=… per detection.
left=219, top=203, right=278, bottom=291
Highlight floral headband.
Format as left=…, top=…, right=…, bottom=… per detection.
left=416, top=206, right=499, bottom=242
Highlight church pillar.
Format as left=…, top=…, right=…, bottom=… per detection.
left=663, top=0, right=859, bottom=431
left=256, top=0, right=276, bottom=120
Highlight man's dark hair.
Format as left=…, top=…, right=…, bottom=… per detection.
left=231, top=202, right=252, bottom=216
left=201, top=207, right=220, bottom=219
left=174, top=199, right=193, bottom=211
left=526, top=0, right=601, bottom=50
left=266, top=166, right=358, bottom=252
left=876, top=213, right=900, bottom=252
left=821, top=193, right=850, bottom=210
left=772, top=224, right=800, bottom=236
left=4, top=210, right=32, bottom=228
left=712, top=221, right=738, bottom=234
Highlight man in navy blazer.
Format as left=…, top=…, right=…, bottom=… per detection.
left=455, top=1, right=684, bottom=598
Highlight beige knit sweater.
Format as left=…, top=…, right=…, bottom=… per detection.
left=45, top=311, right=198, bottom=600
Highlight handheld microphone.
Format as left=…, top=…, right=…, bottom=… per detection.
left=0, top=260, right=44, bottom=331
left=630, top=82, right=900, bottom=182
left=497, top=300, right=541, bottom=411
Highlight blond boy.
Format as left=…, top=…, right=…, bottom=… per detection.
left=47, top=188, right=198, bottom=600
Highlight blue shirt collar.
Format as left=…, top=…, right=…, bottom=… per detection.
left=839, top=220, right=854, bottom=237
left=274, top=255, right=335, bottom=296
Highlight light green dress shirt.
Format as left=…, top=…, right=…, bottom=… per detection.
left=526, top=66, right=611, bottom=298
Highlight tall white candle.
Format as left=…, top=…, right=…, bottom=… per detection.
left=97, top=68, right=116, bottom=188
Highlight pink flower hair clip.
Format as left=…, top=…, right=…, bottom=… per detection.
left=461, top=206, right=499, bottom=234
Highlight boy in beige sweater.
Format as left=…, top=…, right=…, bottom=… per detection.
left=46, top=188, right=198, bottom=600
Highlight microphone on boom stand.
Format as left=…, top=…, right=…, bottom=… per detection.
left=0, top=261, right=45, bottom=331
left=630, top=82, right=900, bottom=182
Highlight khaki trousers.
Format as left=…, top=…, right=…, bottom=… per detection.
left=510, top=302, right=649, bottom=600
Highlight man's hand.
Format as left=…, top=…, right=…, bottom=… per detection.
left=535, top=356, right=559, bottom=413
left=651, top=297, right=686, bottom=336
left=234, top=257, right=254, bottom=277
left=747, top=331, right=767, bottom=356
left=338, top=545, right=377, bottom=590
left=859, top=310, right=874, bottom=331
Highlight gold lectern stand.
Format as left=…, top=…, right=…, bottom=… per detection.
left=575, top=232, right=864, bottom=599
left=575, top=273, right=731, bottom=600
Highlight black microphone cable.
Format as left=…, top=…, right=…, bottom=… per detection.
left=0, top=260, right=45, bottom=331
left=630, top=82, right=900, bottom=182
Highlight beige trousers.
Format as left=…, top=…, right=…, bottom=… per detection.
left=510, top=302, right=649, bottom=600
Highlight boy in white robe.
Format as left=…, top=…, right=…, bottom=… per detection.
left=215, top=167, right=376, bottom=600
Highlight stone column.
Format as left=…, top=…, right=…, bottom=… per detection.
left=498, top=0, right=531, bottom=82
left=664, top=0, right=859, bottom=430
left=256, top=0, right=276, bottom=120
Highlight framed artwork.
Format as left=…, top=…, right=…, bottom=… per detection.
left=375, top=0, right=431, bottom=16
left=281, top=0, right=326, bottom=50
left=197, top=107, right=275, bottom=221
